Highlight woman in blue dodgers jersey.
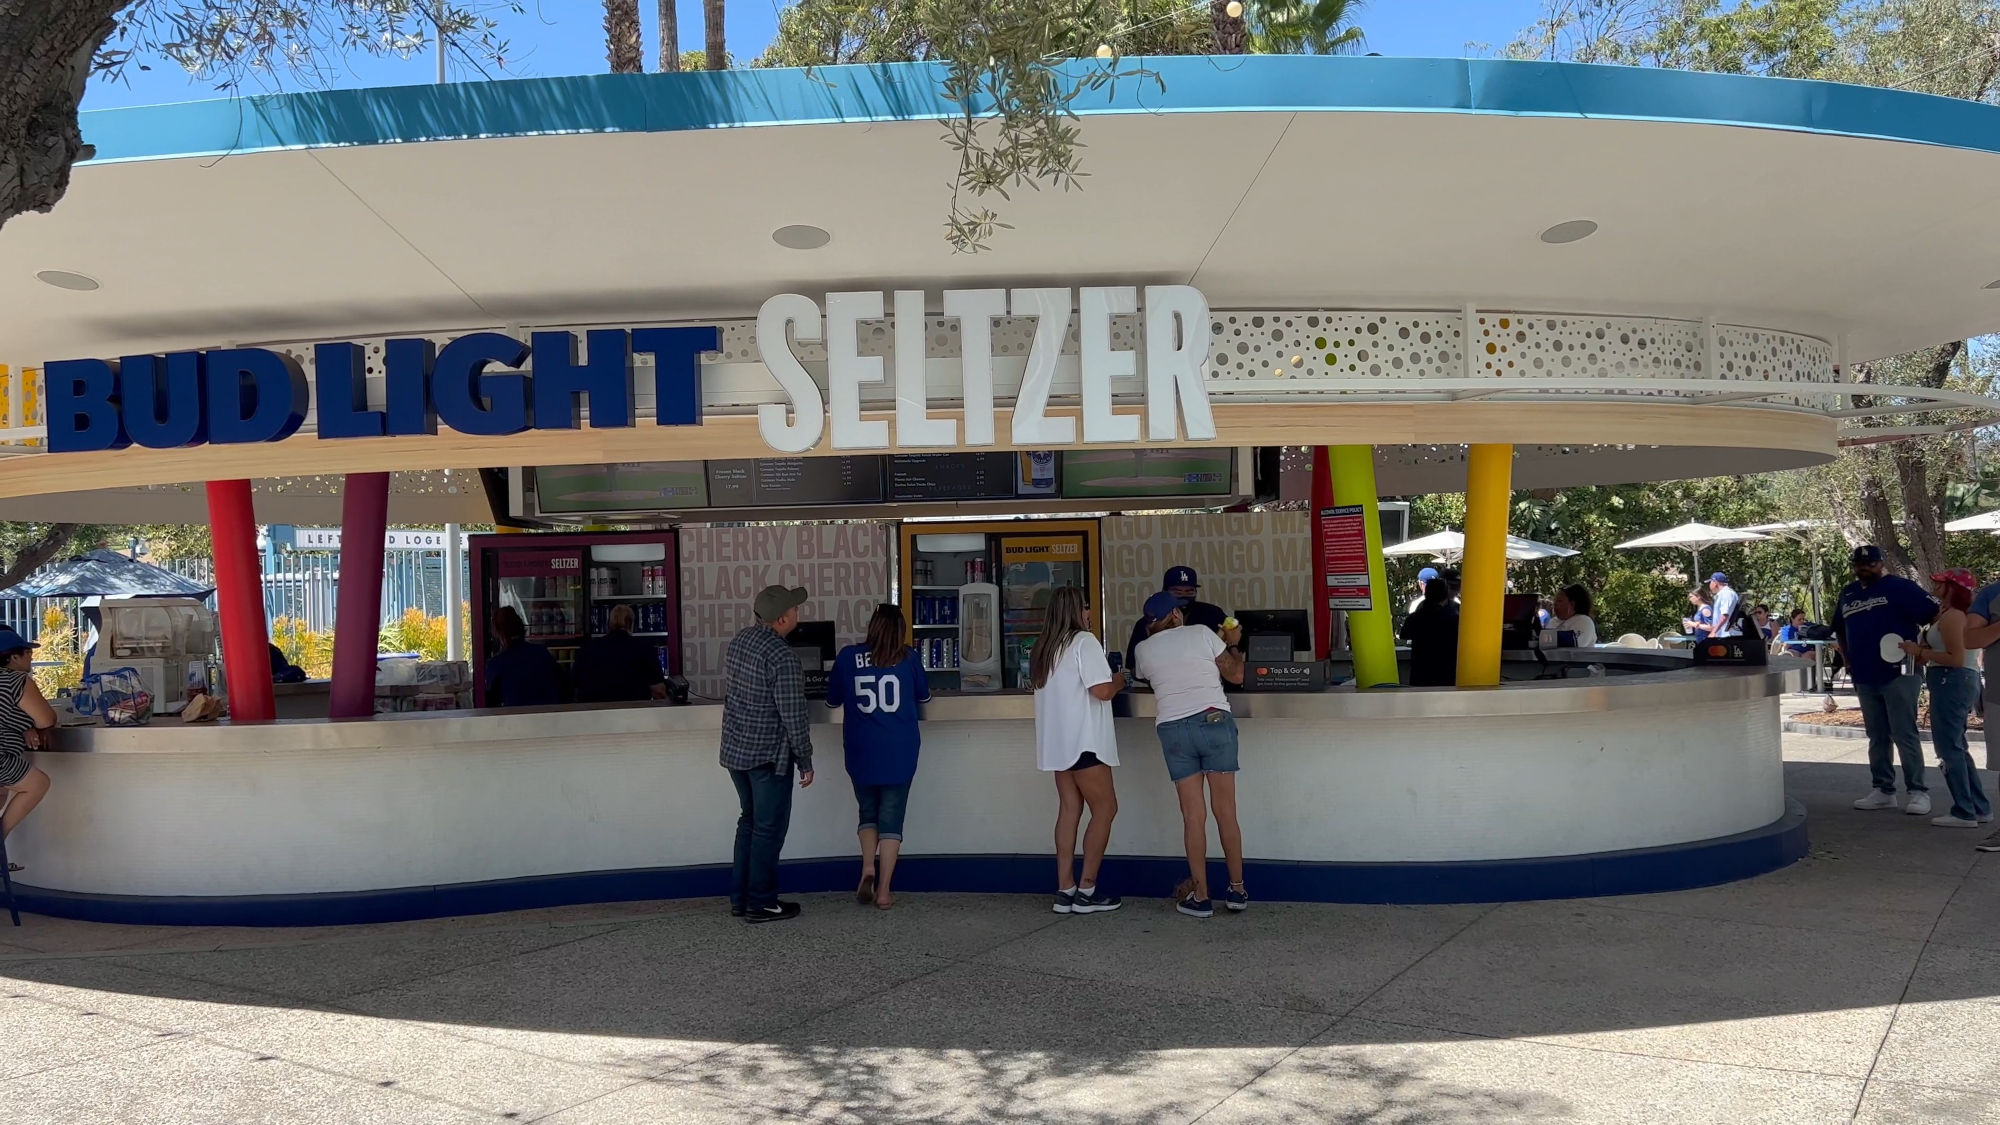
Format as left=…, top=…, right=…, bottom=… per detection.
left=825, top=603, right=931, bottom=910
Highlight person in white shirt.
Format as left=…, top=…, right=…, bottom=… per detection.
left=1550, top=584, right=1599, bottom=648
left=1134, top=590, right=1248, bottom=919
left=1708, top=573, right=1741, bottom=638
left=1031, top=585, right=1125, bottom=916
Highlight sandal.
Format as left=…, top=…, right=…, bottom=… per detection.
left=875, top=893, right=894, bottom=911
left=6, top=862, right=20, bottom=873
left=855, top=874, right=876, bottom=905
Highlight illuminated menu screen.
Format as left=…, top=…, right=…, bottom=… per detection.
left=706, top=457, right=887, bottom=507
left=886, top=453, right=1023, bottom=501
left=1060, top=448, right=1234, bottom=499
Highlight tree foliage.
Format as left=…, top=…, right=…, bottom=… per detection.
left=0, top=1, right=516, bottom=240
left=760, top=0, right=1363, bottom=251
left=1496, top=0, right=2000, bottom=581
left=1251, top=0, right=1366, bottom=54
left=98, top=1, right=520, bottom=90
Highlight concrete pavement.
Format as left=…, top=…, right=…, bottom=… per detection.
left=0, top=733, right=1995, bottom=1122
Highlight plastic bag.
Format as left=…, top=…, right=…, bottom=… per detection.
left=84, top=666, right=154, bottom=726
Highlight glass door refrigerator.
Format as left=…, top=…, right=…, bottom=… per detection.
left=470, top=530, right=680, bottom=699
left=898, top=520, right=1101, bottom=693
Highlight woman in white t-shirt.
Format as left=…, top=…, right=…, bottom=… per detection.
left=1031, top=586, right=1126, bottom=916
left=1551, top=584, right=1599, bottom=648
left=1133, top=590, right=1248, bottom=919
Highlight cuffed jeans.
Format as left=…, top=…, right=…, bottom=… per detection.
left=728, top=764, right=794, bottom=911
left=1928, top=665, right=1989, bottom=820
left=1857, top=674, right=1927, bottom=795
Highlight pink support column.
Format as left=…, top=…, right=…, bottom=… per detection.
left=206, top=480, right=275, bottom=722
left=328, top=472, right=391, bottom=719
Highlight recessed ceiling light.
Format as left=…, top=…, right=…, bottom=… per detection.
left=1539, top=220, right=1598, bottom=245
left=772, top=225, right=831, bottom=251
left=36, top=269, right=99, bottom=291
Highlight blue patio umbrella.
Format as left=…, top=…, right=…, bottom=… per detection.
left=0, top=550, right=214, bottom=600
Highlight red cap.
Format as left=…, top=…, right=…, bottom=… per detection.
left=1932, top=568, right=1977, bottom=594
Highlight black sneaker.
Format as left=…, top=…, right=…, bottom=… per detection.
left=1177, top=893, right=1214, bottom=918
left=1069, top=888, right=1122, bottom=914
left=1052, top=889, right=1076, bottom=915
left=742, top=901, right=802, bottom=924
left=1221, top=884, right=1250, bottom=912
left=1978, top=830, right=2000, bottom=853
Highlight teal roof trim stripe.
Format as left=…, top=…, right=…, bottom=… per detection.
left=77, top=55, right=2000, bottom=165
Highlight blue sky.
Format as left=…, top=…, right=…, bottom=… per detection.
left=82, top=0, right=1546, bottom=110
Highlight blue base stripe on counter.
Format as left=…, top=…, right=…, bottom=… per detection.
left=12, top=800, right=1805, bottom=927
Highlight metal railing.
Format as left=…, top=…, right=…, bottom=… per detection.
left=0, top=550, right=469, bottom=641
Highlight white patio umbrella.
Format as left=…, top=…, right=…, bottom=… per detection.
left=1382, top=529, right=1579, bottom=564
left=1614, top=521, right=1770, bottom=582
left=1945, top=510, right=2000, bottom=532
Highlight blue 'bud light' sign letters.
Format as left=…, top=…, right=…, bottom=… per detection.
left=42, top=326, right=720, bottom=454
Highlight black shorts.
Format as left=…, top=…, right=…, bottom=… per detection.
left=1061, top=751, right=1105, bottom=773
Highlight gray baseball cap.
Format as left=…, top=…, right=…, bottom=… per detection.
left=754, top=585, right=809, bottom=622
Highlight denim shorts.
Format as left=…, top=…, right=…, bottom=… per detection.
left=852, top=780, right=912, bottom=842
left=1157, top=708, right=1240, bottom=782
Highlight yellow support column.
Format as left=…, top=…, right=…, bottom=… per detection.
left=1329, top=445, right=1399, bottom=690
left=1456, top=444, right=1514, bottom=687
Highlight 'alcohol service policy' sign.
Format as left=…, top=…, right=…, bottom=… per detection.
left=41, top=285, right=1216, bottom=457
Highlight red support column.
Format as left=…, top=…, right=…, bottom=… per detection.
left=206, top=480, right=275, bottom=722
left=1310, top=446, right=1335, bottom=660
left=328, top=472, right=391, bottom=719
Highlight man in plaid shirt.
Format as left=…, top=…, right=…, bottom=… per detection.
left=721, top=584, right=816, bottom=923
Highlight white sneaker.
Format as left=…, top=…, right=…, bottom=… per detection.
left=1854, top=790, right=1900, bottom=811
left=1906, top=792, right=1934, bottom=816
left=1936, top=814, right=1981, bottom=828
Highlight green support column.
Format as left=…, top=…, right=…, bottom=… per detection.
left=1330, top=445, right=1399, bottom=690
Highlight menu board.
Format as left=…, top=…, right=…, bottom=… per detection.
left=706, top=457, right=886, bottom=507
left=1060, top=448, right=1234, bottom=499
left=534, top=462, right=709, bottom=514
left=887, top=453, right=1021, bottom=501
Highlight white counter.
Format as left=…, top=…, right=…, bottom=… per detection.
left=12, top=652, right=1804, bottom=922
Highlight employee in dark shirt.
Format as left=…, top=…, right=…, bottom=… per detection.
left=1127, top=566, right=1233, bottom=667
left=484, top=605, right=565, bottom=707
left=1399, top=578, right=1460, bottom=687
left=572, top=605, right=667, bottom=703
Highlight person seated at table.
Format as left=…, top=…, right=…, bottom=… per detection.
left=1399, top=578, right=1460, bottom=687
left=268, top=643, right=307, bottom=684
left=1776, top=608, right=1814, bottom=656
left=1683, top=590, right=1715, bottom=639
left=572, top=605, right=667, bottom=703
left=484, top=605, right=566, bottom=707
left=1750, top=604, right=1776, bottom=643
left=1550, top=585, right=1598, bottom=648
left=0, top=628, right=55, bottom=866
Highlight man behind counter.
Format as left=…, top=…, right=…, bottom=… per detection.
left=1127, top=566, right=1236, bottom=668
left=572, top=605, right=668, bottom=703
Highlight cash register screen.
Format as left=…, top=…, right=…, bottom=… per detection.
left=789, top=621, right=837, bottom=670
left=1235, top=609, right=1311, bottom=660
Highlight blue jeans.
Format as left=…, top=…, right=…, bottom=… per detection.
left=852, top=780, right=912, bottom=842
left=728, top=764, right=794, bottom=911
left=1857, top=675, right=1927, bottom=794
left=1157, top=709, right=1241, bottom=783
left=1928, top=665, right=1989, bottom=820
